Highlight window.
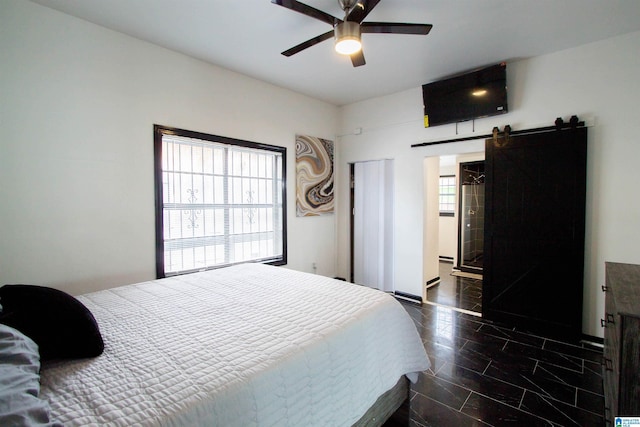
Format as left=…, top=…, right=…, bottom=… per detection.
left=154, top=125, right=286, bottom=278
left=439, top=175, right=456, bottom=216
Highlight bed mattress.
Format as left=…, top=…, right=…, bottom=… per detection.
left=40, top=263, right=430, bottom=426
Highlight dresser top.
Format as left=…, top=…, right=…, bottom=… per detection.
left=606, top=262, right=640, bottom=318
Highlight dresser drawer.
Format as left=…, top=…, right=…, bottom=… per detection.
left=619, top=316, right=640, bottom=415
left=604, top=262, right=640, bottom=419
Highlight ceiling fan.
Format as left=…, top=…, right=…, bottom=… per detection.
left=272, top=0, right=433, bottom=67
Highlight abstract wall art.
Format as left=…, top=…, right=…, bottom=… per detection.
left=295, top=134, right=334, bottom=216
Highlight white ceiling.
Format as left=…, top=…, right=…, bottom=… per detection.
left=30, top=0, right=640, bottom=106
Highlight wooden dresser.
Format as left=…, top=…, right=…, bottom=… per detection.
left=602, top=262, right=640, bottom=422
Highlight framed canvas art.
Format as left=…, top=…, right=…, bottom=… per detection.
left=295, top=134, right=334, bottom=216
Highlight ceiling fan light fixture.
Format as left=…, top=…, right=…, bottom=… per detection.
left=334, top=21, right=362, bottom=55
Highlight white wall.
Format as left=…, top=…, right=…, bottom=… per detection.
left=422, top=156, right=439, bottom=296
left=337, top=31, right=640, bottom=338
left=437, top=161, right=457, bottom=261
left=0, top=0, right=339, bottom=295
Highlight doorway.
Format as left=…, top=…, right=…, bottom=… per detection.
left=349, top=160, right=395, bottom=292
left=425, top=151, right=485, bottom=314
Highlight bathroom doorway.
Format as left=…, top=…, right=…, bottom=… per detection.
left=425, top=152, right=485, bottom=315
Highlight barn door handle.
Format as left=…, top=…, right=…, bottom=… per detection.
left=601, top=285, right=609, bottom=292
left=603, top=358, right=613, bottom=371
left=601, top=313, right=615, bottom=327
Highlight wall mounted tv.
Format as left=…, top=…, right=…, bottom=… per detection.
left=422, top=63, right=507, bottom=128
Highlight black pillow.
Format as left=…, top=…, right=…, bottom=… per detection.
left=0, top=284, right=104, bottom=361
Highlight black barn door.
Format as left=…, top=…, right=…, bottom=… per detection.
left=483, top=127, right=587, bottom=341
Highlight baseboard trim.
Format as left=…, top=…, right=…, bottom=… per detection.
left=423, top=300, right=482, bottom=317
left=581, top=334, right=604, bottom=347
left=394, top=291, right=422, bottom=304
left=425, top=276, right=441, bottom=289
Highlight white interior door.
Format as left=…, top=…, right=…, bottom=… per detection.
left=353, top=160, right=394, bottom=292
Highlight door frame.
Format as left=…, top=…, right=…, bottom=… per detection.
left=349, top=163, right=355, bottom=283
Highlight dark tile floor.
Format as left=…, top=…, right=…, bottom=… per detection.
left=426, top=262, right=483, bottom=314
left=394, top=299, right=605, bottom=426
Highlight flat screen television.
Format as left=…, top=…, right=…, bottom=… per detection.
left=422, top=63, right=507, bottom=128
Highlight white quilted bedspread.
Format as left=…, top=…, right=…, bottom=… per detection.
left=40, top=264, right=430, bottom=426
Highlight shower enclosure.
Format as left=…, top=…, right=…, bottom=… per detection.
left=458, top=161, right=484, bottom=272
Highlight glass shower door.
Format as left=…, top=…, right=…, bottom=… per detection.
left=459, top=162, right=484, bottom=272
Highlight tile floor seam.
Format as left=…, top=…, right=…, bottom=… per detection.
left=412, top=386, right=469, bottom=413
left=421, top=372, right=471, bottom=408
left=519, top=373, right=560, bottom=399
left=575, top=384, right=604, bottom=398
left=535, top=363, right=592, bottom=393
left=527, top=392, right=587, bottom=427
left=431, top=360, right=444, bottom=376
left=466, top=389, right=558, bottom=426
left=482, top=359, right=491, bottom=376
left=526, top=386, right=608, bottom=421
left=572, top=391, right=607, bottom=418
left=433, top=365, right=530, bottom=411
left=418, top=393, right=492, bottom=426
left=542, top=361, right=584, bottom=375
left=467, top=385, right=528, bottom=412
left=518, top=388, right=526, bottom=410
left=460, top=391, right=473, bottom=414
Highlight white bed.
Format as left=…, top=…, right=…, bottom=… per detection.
left=39, top=263, right=430, bottom=426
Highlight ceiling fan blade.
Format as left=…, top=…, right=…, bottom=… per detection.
left=346, top=0, right=381, bottom=23
left=361, top=22, right=433, bottom=35
left=271, top=0, right=340, bottom=26
left=281, top=30, right=334, bottom=57
left=350, top=50, right=366, bottom=67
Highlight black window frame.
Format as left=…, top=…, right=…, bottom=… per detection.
left=154, top=124, right=287, bottom=278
